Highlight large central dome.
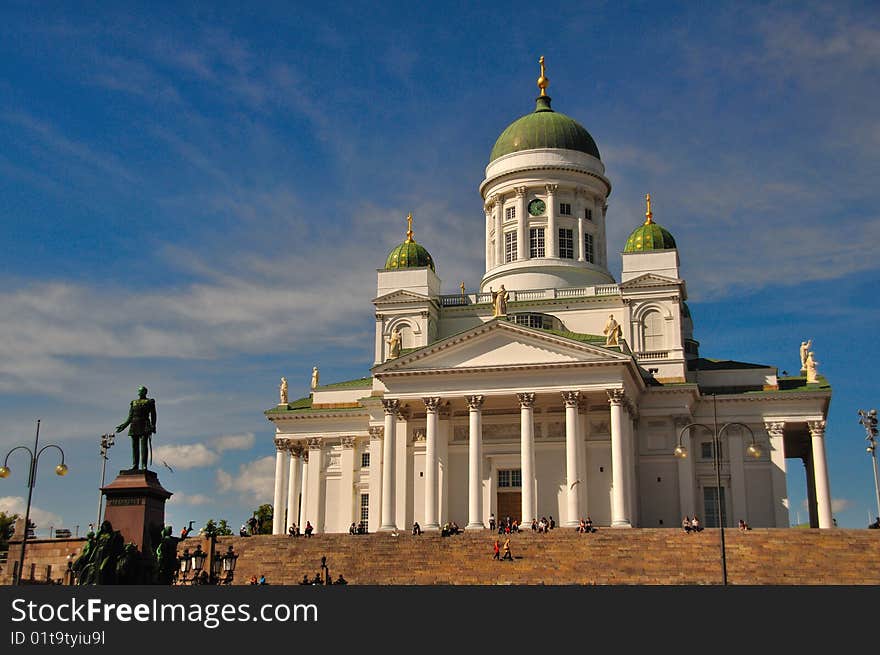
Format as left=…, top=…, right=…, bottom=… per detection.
left=489, top=95, right=601, bottom=163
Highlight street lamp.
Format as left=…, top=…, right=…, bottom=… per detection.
left=96, top=433, right=115, bottom=530
left=673, top=398, right=762, bottom=586
left=221, top=545, right=238, bottom=585
left=177, top=548, right=191, bottom=585
left=858, top=409, right=880, bottom=521
left=0, top=420, right=69, bottom=585
left=190, top=545, right=207, bottom=584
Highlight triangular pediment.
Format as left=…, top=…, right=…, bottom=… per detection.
left=373, top=320, right=631, bottom=375
left=373, top=289, right=432, bottom=304
left=619, top=273, right=681, bottom=289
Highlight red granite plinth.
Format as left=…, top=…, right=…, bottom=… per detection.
left=101, top=470, right=172, bottom=552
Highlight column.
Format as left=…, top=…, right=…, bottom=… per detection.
left=298, top=452, right=309, bottom=528
left=577, top=215, right=585, bottom=261
left=272, top=438, right=288, bottom=535
left=624, top=405, right=639, bottom=526
left=305, top=438, right=324, bottom=532
left=466, top=395, right=485, bottom=529
left=380, top=399, right=399, bottom=530
left=607, top=389, right=631, bottom=527
left=485, top=208, right=492, bottom=271
left=340, top=437, right=357, bottom=532
left=494, top=195, right=503, bottom=267
left=562, top=391, right=581, bottom=527
left=518, top=392, right=537, bottom=525
left=285, top=444, right=302, bottom=533
left=728, top=431, right=748, bottom=527
left=809, top=420, right=833, bottom=528
left=368, top=426, right=384, bottom=533
left=423, top=397, right=441, bottom=530
left=516, top=186, right=527, bottom=260
left=546, top=184, right=558, bottom=258
left=765, top=422, right=789, bottom=527
left=675, top=418, right=696, bottom=519
left=438, top=408, right=451, bottom=524
left=805, top=456, right=818, bottom=527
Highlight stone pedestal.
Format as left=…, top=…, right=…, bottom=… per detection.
left=101, top=470, right=172, bottom=553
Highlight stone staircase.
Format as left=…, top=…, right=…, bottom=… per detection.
left=191, top=528, right=880, bottom=586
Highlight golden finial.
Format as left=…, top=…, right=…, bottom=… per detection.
left=644, top=193, right=653, bottom=225
left=460, top=281, right=466, bottom=297
left=405, top=212, right=414, bottom=243
left=537, top=55, right=549, bottom=97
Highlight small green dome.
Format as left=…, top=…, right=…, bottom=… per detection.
left=385, top=241, right=435, bottom=271
left=623, top=221, right=677, bottom=252
left=489, top=96, right=601, bottom=163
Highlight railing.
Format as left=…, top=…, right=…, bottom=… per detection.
left=636, top=350, right=670, bottom=360
left=439, top=284, right=620, bottom=306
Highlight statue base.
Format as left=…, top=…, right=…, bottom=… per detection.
left=101, top=469, right=172, bottom=553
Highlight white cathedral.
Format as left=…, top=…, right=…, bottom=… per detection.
left=266, top=61, right=833, bottom=534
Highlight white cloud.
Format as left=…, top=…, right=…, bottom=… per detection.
left=167, top=492, right=212, bottom=506
left=152, top=443, right=218, bottom=470
left=215, top=456, right=274, bottom=502
left=800, top=498, right=851, bottom=514
left=214, top=433, right=255, bottom=452
left=0, top=496, right=63, bottom=534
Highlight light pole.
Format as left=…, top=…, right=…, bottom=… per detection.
left=673, top=397, right=762, bottom=585
left=0, top=420, right=69, bottom=585
left=96, top=433, right=115, bottom=530
left=858, top=409, right=880, bottom=520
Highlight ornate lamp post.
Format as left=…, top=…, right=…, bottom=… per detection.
left=177, top=548, right=191, bottom=585
left=95, top=433, right=115, bottom=530
left=673, top=397, right=762, bottom=585
left=0, top=420, right=69, bottom=585
left=190, top=544, right=207, bottom=584
left=858, top=409, right=880, bottom=520
left=221, top=545, right=238, bottom=585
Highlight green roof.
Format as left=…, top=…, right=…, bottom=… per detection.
left=624, top=221, right=677, bottom=252
left=489, top=95, right=601, bottom=163
left=537, top=328, right=606, bottom=344
left=314, top=376, right=373, bottom=390
left=385, top=240, right=435, bottom=271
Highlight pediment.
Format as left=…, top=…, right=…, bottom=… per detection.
left=619, top=273, right=681, bottom=289
left=373, top=289, right=432, bottom=304
left=373, top=320, right=631, bottom=375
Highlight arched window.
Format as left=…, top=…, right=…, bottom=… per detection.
left=642, top=311, right=664, bottom=351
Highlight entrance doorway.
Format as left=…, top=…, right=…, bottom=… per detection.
left=497, top=492, right=521, bottom=524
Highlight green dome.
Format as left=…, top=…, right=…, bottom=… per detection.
left=385, top=240, right=435, bottom=271
left=489, top=96, right=601, bottom=163
left=623, top=221, right=677, bottom=253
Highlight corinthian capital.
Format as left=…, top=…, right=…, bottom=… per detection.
left=341, top=436, right=357, bottom=449
left=382, top=398, right=400, bottom=415
left=514, top=186, right=527, bottom=197
left=517, top=392, right=536, bottom=409
left=606, top=388, right=626, bottom=405
left=423, top=397, right=442, bottom=412
left=274, top=438, right=287, bottom=452
left=368, top=426, right=384, bottom=440
left=307, top=437, right=322, bottom=450
left=561, top=390, right=580, bottom=408
left=764, top=421, right=785, bottom=438
left=288, top=442, right=304, bottom=457
left=807, top=420, right=826, bottom=437
left=545, top=183, right=558, bottom=194
left=465, top=395, right=485, bottom=410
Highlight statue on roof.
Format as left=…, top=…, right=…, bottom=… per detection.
left=490, top=285, right=508, bottom=317
left=311, top=367, right=319, bottom=391
left=805, top=350, right=819, bottom=384
left=280, top=377, right=288, bottom=404
left=799, top=339, right=812, bottom=373
left=604, top=314, right=622, bottom=346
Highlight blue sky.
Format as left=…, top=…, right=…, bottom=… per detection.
left=0, top=1, right=878, bottom=534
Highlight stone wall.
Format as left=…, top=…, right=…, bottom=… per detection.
left=0, top=537, right=87, bottom=585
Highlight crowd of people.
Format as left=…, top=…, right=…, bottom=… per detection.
left=348, top=521, right=369, bottom=535
left=577, top=517, right=596, bottom=533
left=286, top=521, right=314, bottom=537
left=681, top=516, right=703, bottom=532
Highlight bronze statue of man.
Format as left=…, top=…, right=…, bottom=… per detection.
left=116, top=385, right=157, bottom=471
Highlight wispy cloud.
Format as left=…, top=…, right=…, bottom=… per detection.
left=216, top=456, right=274, bottom=502
left=0, top=496, right=63, bottom=533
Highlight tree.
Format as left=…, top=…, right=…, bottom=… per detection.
left=201, top=519, right=233, bottom=537
left=216, top=520, right=233, bottom=536
left=0, top=511, right=18, bottom=551
left=254, top=504, right=273, bottom=535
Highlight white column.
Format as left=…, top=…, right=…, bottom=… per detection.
left=272, top=438, right=287, bottom=535
left=675, top=419, right=696, bottom=518
left=485, top=209, right=492, bottom=272
left=607, top=389, right=631, bottom=527
left=466, top=395, right=485, bottom=529
left=809, top=420, right=833, bottom=528
left=518, top=392, right=537, bottom=525
left=305, top=438, right=323, bottom=533
left=729, top=431, right=748, bottom=527
left=546, top=184, right=557, bottom=258
left=368, top=426, right=384, bottom=533
left=562, top=391, right=581, bottom=527
left=494, top=195, right=504, bottom=267
left=516, top=186, right=527, bottom=260
left=626, top=410, right=639, bottom=526
left=380, top=399, right=399, bottom=530
left=423, top=397, right=441, bottom=530
left=438, top=411, right=450, bottom=524
left=285, top=444, right=302, bottom=533
left=298, top=452, right=309, bottom=528
left=765, top=422, right=789, bottom=527
left=577, top=215, right=585, bottom=261
left=340, top=437, right=357, bottom=532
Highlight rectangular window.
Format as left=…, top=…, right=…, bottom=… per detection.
left=584, top=233, right=595, bottom=263
left=498, top=470, right=510, bottom=488
left=360, top=494, right=369, bottom=524
left=505, top=206, right=516, bottom=221
left=361, top=452, right=370, bottom=468
left=703, top=486, right=727, bottom=527
left=559, top=202, right=572, bottom=215
left=497, top=469, right=523, bottom=488
left=504, top=231, right=517, bottom=263
left=701, top=441, right=721, bottom=460
left=585, top=208, right=593, bottom=220
left=510, top=469, right=522, bottom=488
left=558, top=228, right=574, bottom=259
left=529, top=227, right=545, bottom=258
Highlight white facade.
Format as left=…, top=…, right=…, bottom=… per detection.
left=266, top=86, right=832, bottom=535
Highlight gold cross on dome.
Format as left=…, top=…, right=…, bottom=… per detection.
left=405, top=212, right=414, bottom=242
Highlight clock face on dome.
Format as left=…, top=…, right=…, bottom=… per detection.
left=528, top=199, right=546, bottom=216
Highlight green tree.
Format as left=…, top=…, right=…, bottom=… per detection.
left=216, top=520, right=233, bottom=536
left=254, top=504, right=273, bottom=534
left=0, top=511, right=18, bottom=551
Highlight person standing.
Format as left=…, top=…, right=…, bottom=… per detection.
left=492, top=539, right=501, bottom=561
left=502, top=537, right=513, bottom=561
